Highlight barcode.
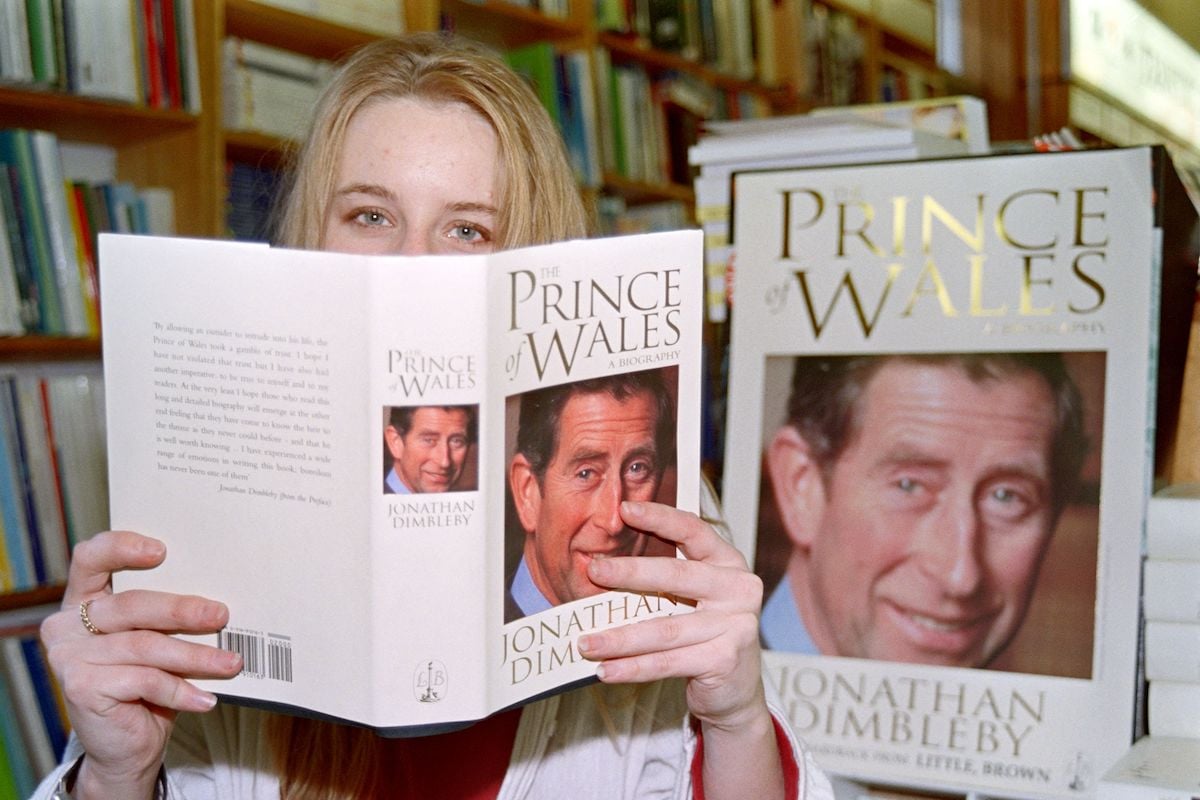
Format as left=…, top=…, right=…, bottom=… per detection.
left=219, top=628, right=293, bottom=682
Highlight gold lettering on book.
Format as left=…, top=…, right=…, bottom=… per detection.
left=771, top=184, right=1112, bottom=340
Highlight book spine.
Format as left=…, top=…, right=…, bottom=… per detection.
left=0, top=661, right=37, bottom=797
left=17, top=637, right=66, bottom=760
left=1147, top=680, right=1200, bottom=738
left=1143, top=558, right=1200, bottom=623
left=1146, top=495, right=1200, bottom=559
left=24, top=0, right=58, bottom=85
left=1144, top=620, right=1200, bottom=682
left=0, top=390, right=35, bottom=590
left=138, top=0, right=163, bottom=107
left=0, top=637, right=55, bottom=780
left=13, top=376, right=69, bottom=584
left=0, top=0, right=34, bottom=82
left=0, top=166, right=37, bottom=333
left=175, top=0, right=201, bottom=113
left=28, top=130, right=89, bottom=335
left=0, top=179, right=24, bottom=335
left=1, top=378, right=47, bottom=586
left=0, top=130, right=63, bottom=334
left=68, top=182, right=100, bottom=333
left=157, top=0, right=181, bottom=109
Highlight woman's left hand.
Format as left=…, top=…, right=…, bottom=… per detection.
left=576, top=500, right=768, bottom=730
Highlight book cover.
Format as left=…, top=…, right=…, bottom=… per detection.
left=719, top=147, right=1189, bottom=798
left=1098, top=736, right=1200, bottom=800
left=101, top=230, right=704, bottom=733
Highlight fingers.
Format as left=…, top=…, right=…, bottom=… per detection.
left=578, top=608, right=759, bottom=684
left=620, top=502, right=747, bottom=570
left=587, top=552, right=763, bottom=612
left=62, top=663, right=222, bottom=717
left=64, top=531, right=167, bottom=604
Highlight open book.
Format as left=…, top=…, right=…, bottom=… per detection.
left=99, top=230, right=703, bottom=734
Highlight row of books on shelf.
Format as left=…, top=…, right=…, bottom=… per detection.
left=0, top=368, right=108, bottom=593
left=0, top=128, right=175, bottom=338
left=0, top=0, right=201, bottom=112
left=223, top=37, right=335, bottom=142
left=0, top=622, right=67, bottom=800
left=255, top=0, right=407, bottom=35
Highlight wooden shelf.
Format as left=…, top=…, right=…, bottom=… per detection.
left=0, top=585, right=64, bottom=614
left=0, top=85, right=196, bottom=146
left=599, top=32, right=792, bottom=103
left=602, top=173, right=695, bottom=205
left=0, top=336, right=102, bottom=361
left=224, top=129, right=295, bottom=169
left=441, top=0, right=584, bottom=47
left=224, top=0, right=383, bottom=60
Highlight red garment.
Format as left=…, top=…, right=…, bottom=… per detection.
left=690, top=716, right=801, bottom=800
left=380, top=708, right=521, bottom=799
left=378, top=705, right=800, bottom=799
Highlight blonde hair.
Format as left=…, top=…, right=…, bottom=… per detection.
left=274, top=32, right=588, bottom=250
left=268, top=33, right=589, bottom=799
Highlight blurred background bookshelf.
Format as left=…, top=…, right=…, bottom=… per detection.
left=1, top=0, right=1200, bottom=796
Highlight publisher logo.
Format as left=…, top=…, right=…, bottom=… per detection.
left=414, top=660, right=447, bottom=703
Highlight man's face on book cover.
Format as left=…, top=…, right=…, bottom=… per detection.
left=513, top=389, right=665, bottom=605
left=387, top=407, right=472, bottom=493
left=770, top=360, right=1059, bottom=667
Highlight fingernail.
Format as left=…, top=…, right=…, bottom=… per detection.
left=595, top=663, right=609, bottom=681
left=196, top=692, right=218, bottom=711
left=577, top=635, right=593, bottom=654
left=141, top=539, right=166, bottom=558
left=588, top=558, right=610, bottom=579
left=621, top=501, right=644, bottom=518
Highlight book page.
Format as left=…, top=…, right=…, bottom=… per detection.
left=103, top=236, right=381, bottom=723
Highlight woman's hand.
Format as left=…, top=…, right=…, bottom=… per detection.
left=40, top=531, right=242, bottom=798
left=576, top=501, right=785, bottom=800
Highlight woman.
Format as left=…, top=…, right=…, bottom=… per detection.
left=36, top=33, right=831, bottom=800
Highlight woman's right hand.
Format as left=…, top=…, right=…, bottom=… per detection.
left=40, top=530, right=243, bottom=798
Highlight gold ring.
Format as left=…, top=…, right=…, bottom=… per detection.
left=79, top=599, right=105, bottom=635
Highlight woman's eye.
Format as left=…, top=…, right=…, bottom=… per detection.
left=352, top=209, right=390, bottom=227
left=450, top=224, right=489, bottom=243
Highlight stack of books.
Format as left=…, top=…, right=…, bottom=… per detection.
left=0, top=128, right=175, bottom=338
left=1142, top=485, right=1200, bottom=739
left=0, top=0, right=201, bottom=112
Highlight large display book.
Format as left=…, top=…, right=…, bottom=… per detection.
left=717, top=146, right=1198, bottom=798
left=98, top=230, right=704, bottom=734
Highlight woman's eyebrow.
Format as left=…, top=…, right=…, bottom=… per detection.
left=334, top=182, right=397, bottom=200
